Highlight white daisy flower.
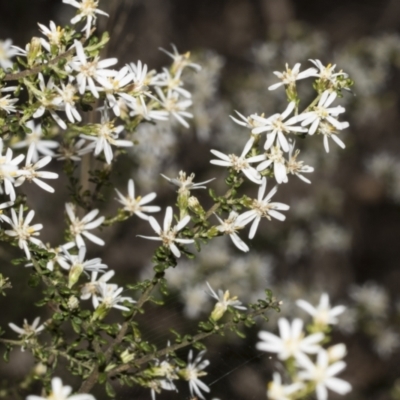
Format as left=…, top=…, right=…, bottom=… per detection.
left=115, top=179, right=160, bottom=219
left=81, top=270, right=116, bottom=307
left=149, top=359, right=178, bottom=400
left=15, top=145, right=59, bottom=193
left=285, top=141, right=314, bottom=183
left=127, top=96, right=169, bottom=122
left=214, top=211, right=250, bottom=252
left=80, top=111, right=133, bottom=164
left=230, top=110, right=267, bottom=130
left=252, top=102, right=307, bottom=152
left=210, top=137, right=262, bottom=184
left=3, top=205, right=44, bottom=260
left=267, top=372, right=304, bottom=400
left=96, top=66, right=135, bottom=116
left=9, top=317, right=45, bottom=337
left=68, top=40, right=117, bottom=98
left=65, top=203, right=105, bottom=247
left=52, top=82, right=82, bottom=123
left=179, top=350, right=210, bottom=400
left=159, top=44, right=201, bottom=73
left=128, top=60, right=159, bottom=97
left=296, top=293, right=346, bottom=327
left=27, top=376, right=95, bottom=400
left=318, top=120, right=348, bottom=153
left=256, top=146, right=288, bottom=184
left=9, top=317, right=45, bottom=351
left=161, top=171, right=214, bottom=195
left=93, top=282, right=135, bottom=312
left=55, top=138, right=93, bottom=162
left=63, top=0, right=109, bottom=38
left=12, top=120, right=59, bottom=162
left=268, top=63, right=317, bottom=91
left=33, top=73, right=67, bottom=130
left=0, top=139, right=24, bottom=201
left=238, top=178, right=289, bottom=239
left=154, top=87, right=193, bottom=128
left=256, top=317, right=324, bottom=360
left=153, top=68, right=192, bottom=98
left=45, top=242, right=75, bottom=271
left=38, top=21, right=65, bottom=52
left=296, top=349, right=352, bottom=400
left=206, top=281, right=246, bottom=321
left=309, top=59, right=348, bottom=84
left=128, top=60, right=151, bottom=90
left=0, top=94, right=18, bottom=114
left=298, top=90, right=347, bottom=136
left=58, top=246, right=108, bottom=288
left=138, top=206, right=194, bottom=258
left=0, top=39, right=20, bottom=69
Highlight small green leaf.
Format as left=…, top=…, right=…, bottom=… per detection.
left=105, top=381, right=116, bottom=397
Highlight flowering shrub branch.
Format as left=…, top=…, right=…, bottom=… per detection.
left=0, top=0, right=355, bottom=399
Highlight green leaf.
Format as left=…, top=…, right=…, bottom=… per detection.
left=53, top=312, right=64, bottom=321
left=192, top=341, right=206, bottom=351
left=198, top=321, right=214, bottom=332
left=98, top=372, right=107, bottom=384
left=105, top=381, right=116, bottom=398
left=170, top=329, right=181, bottom=340
left=71, top=319, right=81, bottom=334
left=3, top=346, right=11, bottom=362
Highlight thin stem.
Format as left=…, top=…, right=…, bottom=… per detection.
left=78, top=185, right=239, bottom=393
left=302, top=93, right=322, bottom=113
left=0, top=338, right=22, bottom=346
left=107, top=302, right=279, bottom=377
left=78, top=281, right=159, bottom=394
left=3, top=31, right=94, bottom=82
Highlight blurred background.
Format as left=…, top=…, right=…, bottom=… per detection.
left=1, top=0, right=400, bottom=399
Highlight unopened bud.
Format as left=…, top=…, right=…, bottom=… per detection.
left=33, top=363, right=47, bottom=376
left=27, top=37, right=42, bottom=67
left=120, top=349, right=135, bottom=364
left=92, top=303, right=109, bottom=321
left=67, top=295, right=79, bottom=310
left=210, top=302, right=226, bottom=322
left=327, top=343, right=347, bottom=362
left=68, top=264, right=84, bottom=288
left=188, top=196, right=200, bottom=209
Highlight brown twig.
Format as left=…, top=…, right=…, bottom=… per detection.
left=107, top=302, right=279, bottom=377
left=3, top=31, right=94, bottom=82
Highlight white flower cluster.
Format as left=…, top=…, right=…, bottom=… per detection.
left=225, top=60, right=349, bottom=184
left=0, top=2, right=199, bottom=171
left=0, top=1, right=356, bottom=399
left=257, top=294, right=351, bottom=400
left=146, top=348, right=210, bottom=400
left=196, top=60, right=349, bottom=252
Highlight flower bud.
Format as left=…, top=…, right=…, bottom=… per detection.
left=210, top=302, right=227, bottom=322
left=327, top=343, right=347, bottom=362
left=92, top=303, right=110, bottom=321
left=120, top=349, right=135, bottom=364
left=27, top=37, right=42, bottom=67
left=68, top=264, right=84, bottom=288
left=67, top=295, right=79, bottom=310
left=188, top=196, right=200, bottom=209
left=33, top=363, right=47, bottom=376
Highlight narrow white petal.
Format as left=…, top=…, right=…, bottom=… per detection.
left=81, top=231, right=105, bottom=246
left=230, top=232, right=249, bottom=252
